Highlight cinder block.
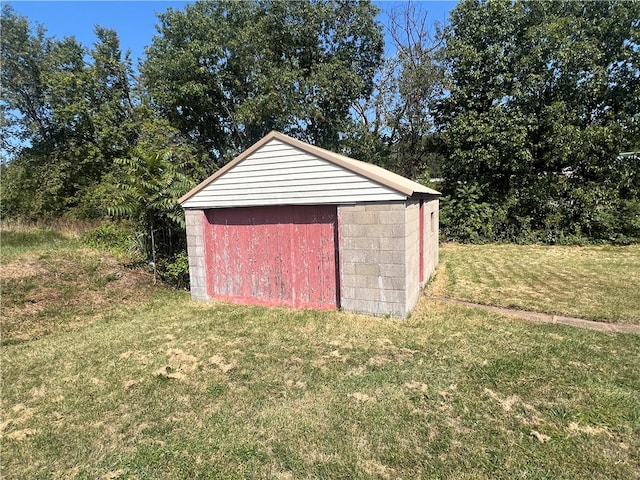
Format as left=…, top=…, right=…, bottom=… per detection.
left=379, top=237, right=403, bottom=251
left=188, top=224, right=203, bottom=236
left=390, top=224, right=405, bottom=238
left=361, top=275, right=404, bottom=290
left=340, top=249, right=372, bottom=264
left=343, top=299, right=406, bottom=317
left=352, top=212, right=377, bottom=225
left=190, top=287, right=209, bottom=301
left=190, top=275, right=205, bottom=289
left=362, top=275, right=380, bottom=289
left=338, top=212, right=358, bottom=225
left=189, top=256, right=205, bottom=269
left=339, top=204, right=365, bottom=213
left=380, top=263, right=405, bottom=277
left=185, top=211, right=203, bottom=226
left=354, top=287, right=381, bottom=301
left=343, top=236, right=379, bottom=251
left=377, top=211, right=404, bottom=225
left=341, top=223, right=374, bottom=238
left=362, top=203, right=404, bottom=212
left=378, top=289, right=406, bottom=303
left=341, top=298, right=373, bottom=315
left=188, top=232, right=203, bottom=245
left=355, top=263, right=380, bottom=276
left=365, top=223, right=396, bottom=238
left=340, top=286, right=356, bottom=300
left=340, top=261, right=356, bottom=275
left=377, top=250, right=405, bottom=264
left=340, top=274, right=360, bottom=288
left=379, top=276, right=405, bottom=290
left=353, top=287, right=404, bottom=303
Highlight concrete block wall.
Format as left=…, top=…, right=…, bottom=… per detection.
left=185, top=209, right=209, bottom=301
left=338, top=202, right=408, bottom=317
left=404, top=200, right=421, bottom=313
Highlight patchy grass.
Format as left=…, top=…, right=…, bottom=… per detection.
left=435, top=243, right=640, bottom=324
left=2, top=232, right=639, bottom=479
left=0, top=228, right=159, bottom=343
left=2, top=297, right=639, bottom=479
left=1, top=228, right=74, bottom=260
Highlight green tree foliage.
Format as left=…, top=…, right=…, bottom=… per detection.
left=0, top=5, right=138, bottom=218
left=438, top=0, right=640, bottom=243
left=141, top=0, right=384, bottom=165
left=3, top=0, right=638, bottom=249
left=102, top=116, right=206, bottom=283
left=106, top=116, right=206, bottom=257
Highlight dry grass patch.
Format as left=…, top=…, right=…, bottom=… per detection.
left=434, top=243, right=640, bottom=323
left=1, top=236, right=159, bottom=343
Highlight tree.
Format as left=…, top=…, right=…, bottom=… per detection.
left=437, top=0, right=640, bottom=242
left=1, top=4, right=53, bottom=155
left=346, top=1, right=446, bottom=182
left=0, top=5, right=139, bottom=218
left=141, top=0, right=384, bottom=166
left=106, top=115, right=206, bottom=280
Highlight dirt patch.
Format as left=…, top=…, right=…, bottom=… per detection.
left=102, top=470, right=125, bottom=479
left=0, top=255, right=47, bottom=279
left=1, top=248, right=159, bottom=342
left=154, top=349, right=202, bottom=381
left=6, top=428, right=37, bottom=441
left=530, top=430, right=551, bottom=443
left=167, top=349, right=199, bottom=372
left=361, top=459, right=396, bottom=479
left=208, top=354, right=234, bottom=373
left=404, top=381, right=430, bottom=393
left=568, top=422, right=611, bottom=437
left=122, top=378, right=143, bottom=391
left=348, top=392, right=373, bottom=403
left=484, top=388, right=520, bottom=412
left=284, top=379, right=306, bottom=389
left=312, top=349, right=349, bottom=371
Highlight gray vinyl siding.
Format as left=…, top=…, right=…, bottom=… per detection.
left=182, top=139, right=405, bottom=208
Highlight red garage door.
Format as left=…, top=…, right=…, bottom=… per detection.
left=203, top=205, right=339, bottom=309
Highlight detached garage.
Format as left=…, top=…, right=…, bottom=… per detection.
left=179, top=131, right=440, bottom=317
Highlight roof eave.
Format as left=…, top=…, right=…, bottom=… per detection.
left=179, top=130, right=442, bottom=204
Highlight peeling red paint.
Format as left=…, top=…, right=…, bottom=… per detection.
left=203, top=205, right=338, bottom=309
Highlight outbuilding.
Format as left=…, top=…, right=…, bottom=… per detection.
left=179, top=131, right=440, bottom=317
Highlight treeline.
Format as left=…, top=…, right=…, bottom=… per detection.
left=1, top=0, right=639, bottom=257
left=439, top=1, right=640, bottom=244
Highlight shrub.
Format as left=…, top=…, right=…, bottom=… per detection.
left=159, top=251, right=190, bottom=289
left=82, top=223, right=136, bottom=256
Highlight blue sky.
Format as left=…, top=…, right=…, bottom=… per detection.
left=8, top=1, right=457, bottom=68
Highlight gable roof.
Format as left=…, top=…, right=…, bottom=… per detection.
left=179, top=131, right=440, bottom=205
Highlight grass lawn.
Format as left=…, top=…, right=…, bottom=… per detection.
left=435, top=243, right=640, bottom=324
left=2, top=231, right=639, bottom=479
